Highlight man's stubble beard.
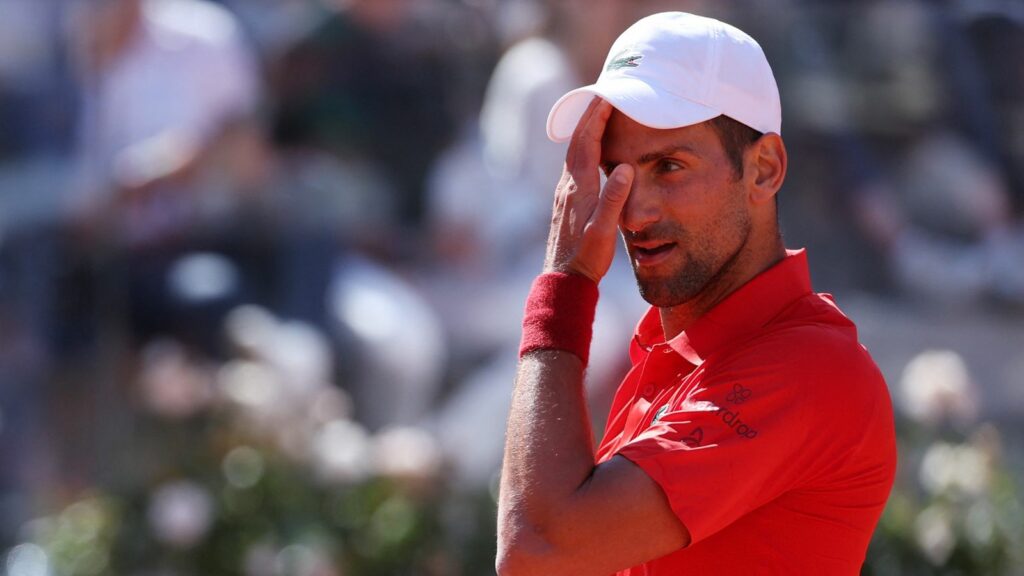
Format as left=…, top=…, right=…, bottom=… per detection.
left=630, top=199, right=753, bottom=309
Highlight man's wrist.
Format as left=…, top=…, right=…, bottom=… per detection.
left=519, top=272, right=599, bottom=366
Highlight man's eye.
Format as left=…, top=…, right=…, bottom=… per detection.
left=657, top=160, right=683, bottom=173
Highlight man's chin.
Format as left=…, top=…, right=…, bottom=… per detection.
left=636, top=277, right=689, bottom=308
left=633, top=267, right=707, bottom=308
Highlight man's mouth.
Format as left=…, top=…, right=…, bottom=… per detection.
left=632, top=242, right=677, bottom=266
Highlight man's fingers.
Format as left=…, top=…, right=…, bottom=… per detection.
left=591, top=164, right=634, bottom=233
left=547, top=98, right=623, bottom=281
left=577, top=98, right=613, bottom=145
left=566, top=98, right=599, bottom=163
left=567, top=98, right=613, bottom=170
left=569, top=97, right=604, bottom=147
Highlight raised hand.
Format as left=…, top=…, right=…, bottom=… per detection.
left=544, top=98, right=635, bottom=283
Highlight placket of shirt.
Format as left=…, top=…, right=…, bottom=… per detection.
left=622, top=342, right=695, bottom=442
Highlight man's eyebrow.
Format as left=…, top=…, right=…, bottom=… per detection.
left=601, top=142, right=700, bottom=173
left=636, top=143, right=699, bottom=165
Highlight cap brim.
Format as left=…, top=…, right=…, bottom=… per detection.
left=546, top=77, right=720, bottom=143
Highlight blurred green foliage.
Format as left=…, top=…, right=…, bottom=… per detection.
left=863, top=420, right=1024, bottom=575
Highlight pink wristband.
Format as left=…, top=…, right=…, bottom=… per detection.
left=519, top=272, right=599, bottom=366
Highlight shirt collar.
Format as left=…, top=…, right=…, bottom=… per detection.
left=631, top=249, right=812, bottom=366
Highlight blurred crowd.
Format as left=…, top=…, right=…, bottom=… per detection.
left=0, top=0, right=1022, bottom=573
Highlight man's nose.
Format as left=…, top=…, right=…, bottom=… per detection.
left=619, top=177, right=660, bottom=233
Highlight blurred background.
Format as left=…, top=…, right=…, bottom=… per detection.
left=0, top=0, right=1021, bottom=574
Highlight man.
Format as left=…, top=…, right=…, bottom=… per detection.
left=496, top=12, right=897, bottom=575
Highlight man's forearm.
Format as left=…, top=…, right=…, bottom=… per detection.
left=496, top=99, right=639, bottom=574
left=497, top=350, right=596, bottom=554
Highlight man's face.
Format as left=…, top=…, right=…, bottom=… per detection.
left=600, top=111, right=753, bottom=308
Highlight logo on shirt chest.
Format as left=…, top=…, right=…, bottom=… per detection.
left=646, top=381, right=759, bottom=442
left=720, top=406, right=758, bottom=439
left=726, top=383, right=752, bottom=404
left=681, top=427, right=704, bottom=447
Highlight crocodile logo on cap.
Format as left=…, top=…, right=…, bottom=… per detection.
left=607, top=49, right=643, bottom=71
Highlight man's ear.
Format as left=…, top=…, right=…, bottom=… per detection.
left=745, top=134, right=787, bottom=204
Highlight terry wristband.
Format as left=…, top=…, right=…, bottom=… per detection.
left=519, top=272, right=599, bottom=366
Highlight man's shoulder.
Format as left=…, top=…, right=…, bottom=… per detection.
left=693, top=293, right=895, bottom=474
left=761, top=291, right=872, bottom=363
left=721, top=292, right=865, bottom=360
left=708, top=293, right=887, bottom=404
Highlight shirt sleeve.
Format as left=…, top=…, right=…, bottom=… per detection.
left=614, top=333, right=878, bottom=545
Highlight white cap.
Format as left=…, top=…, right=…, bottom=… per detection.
left=546, top=12, right=781, bottom=142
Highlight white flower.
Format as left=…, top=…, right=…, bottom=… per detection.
left=313, top=419, right=370, bottom=483
left=224, top=305, right=278, bottom=358
left=919, top=441, right=990, bottom=497
left=217, top=360, right=285, bottom=418
left=147, top=481, right=214, bottom=549
left=263, top=320, right=333, bottom=396
left=914, top=504, right=955, bottom=566
left=309, top=388, right=354, bottom=425
left=223, top=306, right=337, bottom=430
left=898, top=349, right=978, bottom=426
left=372, top=426, right=443, bottom=483
left=5, top=544, right=49, bottom=576
left=225, top=305, right=333, bottom=398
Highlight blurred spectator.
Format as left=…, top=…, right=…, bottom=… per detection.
left=270, top=0, right=460, bottom=251
left=836, top=1, right=1024, bottom=308
left=961, top=5, right=1024, bottom=214
left=67, top=0, right=261, bottom=247
left=884, top=131, right=1024, bottom=306
left=764, top=0, right=1024, bottom=307
left=57, top=0, right=269, bottom=349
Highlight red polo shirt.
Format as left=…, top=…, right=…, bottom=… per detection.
left=596, top=250, right=896, bottom=575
